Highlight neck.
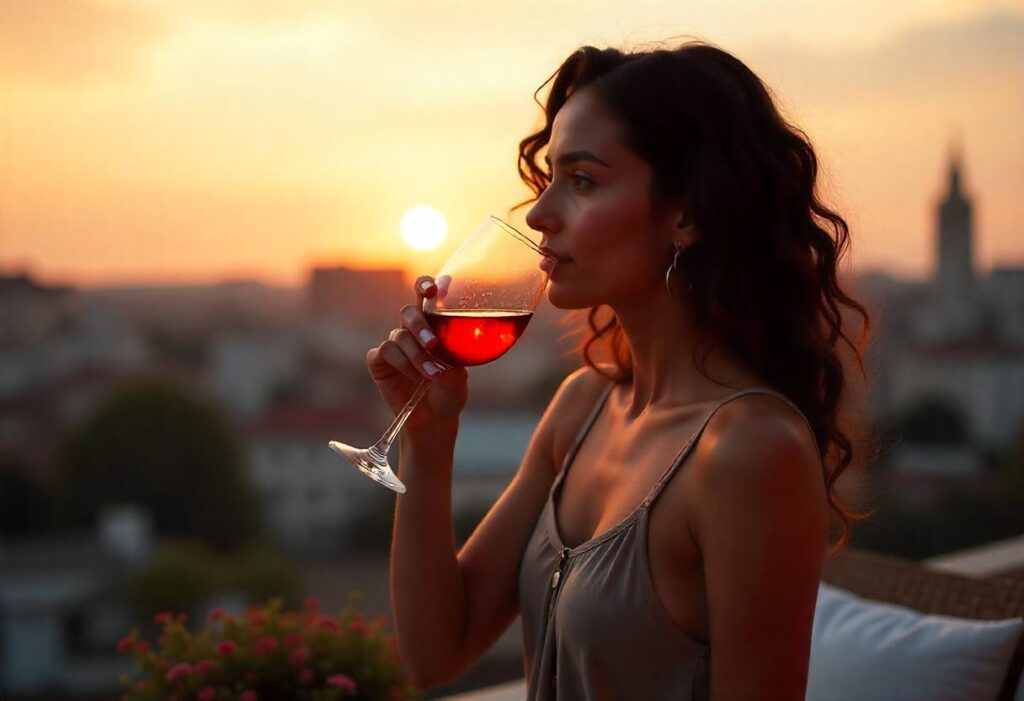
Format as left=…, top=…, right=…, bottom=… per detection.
left=610, top=289, right=757, bottom=420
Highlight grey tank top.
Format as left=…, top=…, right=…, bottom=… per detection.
left=517, top=382, right=814, bottom=701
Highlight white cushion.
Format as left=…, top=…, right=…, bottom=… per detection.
left=807, top=582, right=1023, bottom=701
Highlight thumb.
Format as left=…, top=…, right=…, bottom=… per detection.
left=436, top=365, right=468, bottom=389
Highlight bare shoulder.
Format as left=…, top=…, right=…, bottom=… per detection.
left=687, top=392, right=827, bottom=545
left=685, top=392, right=829, bottom=697
left=538, top=365, right=614, bottom=466
left=693, top=392, right=821, bottom=483
left=551, top=363, right=613, bottom=404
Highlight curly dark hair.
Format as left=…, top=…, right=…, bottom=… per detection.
left=514, top=42, right=874, bottom=555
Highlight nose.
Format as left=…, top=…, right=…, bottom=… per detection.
left=525, top=187, right=561, bottom=239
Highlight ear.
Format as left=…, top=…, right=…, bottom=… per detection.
left=674, top=207, right=699, bottom=249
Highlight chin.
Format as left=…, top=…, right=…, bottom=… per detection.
left=546, top=281, right=599, bottom=311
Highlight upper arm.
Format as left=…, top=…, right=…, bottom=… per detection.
left=690, top=399, right=828, bottom=700
left=451, top=366, right=606, bottom=673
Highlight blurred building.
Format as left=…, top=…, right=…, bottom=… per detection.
left=0, top=507, right=150, bottom=698
left=207, top=331, right=302, bottom=417
left=0, top=274, right=150, bottom=399
left=243, top=401, right=540, bottom=554
left=244, top=404, right=385, bottom=554
left=451, top=412, right=540, bottom=511
left=861, top=147, right=1024, bottom=480
left=307, top=266, right=409, bottom=329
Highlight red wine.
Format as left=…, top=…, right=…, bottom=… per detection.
left=425, top=310, right=533, bottom=367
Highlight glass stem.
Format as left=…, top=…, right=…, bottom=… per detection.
left=367, top=377, right=433, bottom=463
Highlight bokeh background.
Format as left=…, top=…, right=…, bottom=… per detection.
left=1, top=1, right=1022, bottom=699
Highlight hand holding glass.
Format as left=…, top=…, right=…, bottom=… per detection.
left=328, top=216, right=550, bottom=493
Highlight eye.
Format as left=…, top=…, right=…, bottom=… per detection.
left=569, top=172, right=594, bottom=192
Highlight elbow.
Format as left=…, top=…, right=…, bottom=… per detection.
left=405, top=662, right=460, bottom=690
left=398, top=645, right=466, bottom=689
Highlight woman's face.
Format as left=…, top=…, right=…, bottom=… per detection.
left=526, top=88, right=680, bottom=311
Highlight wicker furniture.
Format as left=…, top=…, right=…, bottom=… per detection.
left=822, top=547, right=1024, bottom=701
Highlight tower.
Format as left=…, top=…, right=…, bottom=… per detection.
left=928, top=141, right=980, bottom=341
left=936, top=144, right=974, bottom=298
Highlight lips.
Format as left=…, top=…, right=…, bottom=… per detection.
left=539, top=246, right=570, bottom=261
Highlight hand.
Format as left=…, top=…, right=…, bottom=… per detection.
left=365, top=276, right=468, bottom=432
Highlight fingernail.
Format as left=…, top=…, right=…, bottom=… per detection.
left=419, top=329, right=436, bottom=345
left=422, top=361, right=440, bottom=376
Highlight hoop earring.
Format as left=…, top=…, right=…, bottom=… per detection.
left=665, top=241, right=694, bottom=301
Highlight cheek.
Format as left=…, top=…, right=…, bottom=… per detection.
left=574, top=197, right=661, bottom=275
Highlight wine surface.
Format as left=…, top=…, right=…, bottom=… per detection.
left=425, top=309, right=533, bottom=367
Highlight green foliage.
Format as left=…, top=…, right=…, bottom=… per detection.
left=453, top=500, right=492, bottom=548
left=118, top=598, right=419, bottom=701
left=232, top=544, right=302, bottom=609
left=0, top=461, right=53, bottom=535
left=344, top=489, right=396, bottom=554
left=129, top=541, right=302, bottom=621
left=129, top=542, right=220, bottom=620
left=896, top=395, right=970, bottom=445
left=853, top=420, right=1024, bottom=560
left=56, top=381, right=261, bottom=550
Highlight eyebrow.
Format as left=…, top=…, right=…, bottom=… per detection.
left=543, top=150, right=612, bottom=169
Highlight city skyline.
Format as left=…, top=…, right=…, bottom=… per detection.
left=1, top=1, right=1022, bottom=286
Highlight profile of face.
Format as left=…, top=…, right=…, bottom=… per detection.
left=525, top=88, right=687, bottom=311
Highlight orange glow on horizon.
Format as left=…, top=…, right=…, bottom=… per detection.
left=1, top=2, right=1021, bottom=287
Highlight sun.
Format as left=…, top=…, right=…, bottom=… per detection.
left=400, top=206, right=447, bottom=251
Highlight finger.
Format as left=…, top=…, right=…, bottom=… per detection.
left=414, top=275, right=437, bottom=305
left=391, top=328, right=442, bottom=378
left=378, top=340, right=424, bottom=383
left=400, top=303, right=439, bottom=350
left=435, top=274, right=451, bottom=301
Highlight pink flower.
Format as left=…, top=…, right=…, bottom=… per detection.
left=116, top=636, right=135, bottom=653
left=165, top=662, right=193, bottom=681
left=297, top=668, right=315, bottom=685
left=245, top=607, right=267, bottom=625
left=327, top=674, right=357, bottom=693
left=303, top=596, right=320, bottom=612
left=253, top=637, right=278, bottom=656
left=194, top=659, right=215, bottom=674
left=319, top=617, right=340, bottom=633
left=283, top=632, right=304, bottom=648
left=349, top=617, right=367, bottom=636
left=197, top=688, right=216, bottom=701
left=240, top=690, right=257, bottom=701
left=208, top=608, right=225, bottom=621
left=154, top=611, right=173, bottom=625
left=288, top=648, right=309, bottom=667
left=215, top=640, right=237, bottom=656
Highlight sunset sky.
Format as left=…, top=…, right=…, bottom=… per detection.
left=1, top=0, right=1021, bottom=286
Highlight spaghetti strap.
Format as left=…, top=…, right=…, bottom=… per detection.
left=550, top=380, right=615, bottom=493
left=642, top=386, right=815, bottom=509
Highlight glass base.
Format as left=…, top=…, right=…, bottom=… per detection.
left=328, top=441, right=407, bottom=494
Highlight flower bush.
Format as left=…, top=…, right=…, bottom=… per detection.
left=118, top=597, right=418, bottom=701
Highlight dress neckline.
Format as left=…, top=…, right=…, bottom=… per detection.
left=546, top=382, right=803, bottom=556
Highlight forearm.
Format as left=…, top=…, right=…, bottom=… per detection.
left=389, top=422, right=466, bottom=687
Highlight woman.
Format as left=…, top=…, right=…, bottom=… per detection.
left=375, top=41, right=870, bottom=700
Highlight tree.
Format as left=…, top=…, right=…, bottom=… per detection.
left=0, top=460, right=54, bottom=535
left=57, top=381, right=261, bottom=550
left=898, top=395, right=970, bottom=445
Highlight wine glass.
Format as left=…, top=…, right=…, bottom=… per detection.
left=328, top=215, right=551, bottom=494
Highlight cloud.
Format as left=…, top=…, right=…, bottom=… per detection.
left=745, top=9, right=1024, bottom=106
left=0, top=0, right=171, bottom=84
